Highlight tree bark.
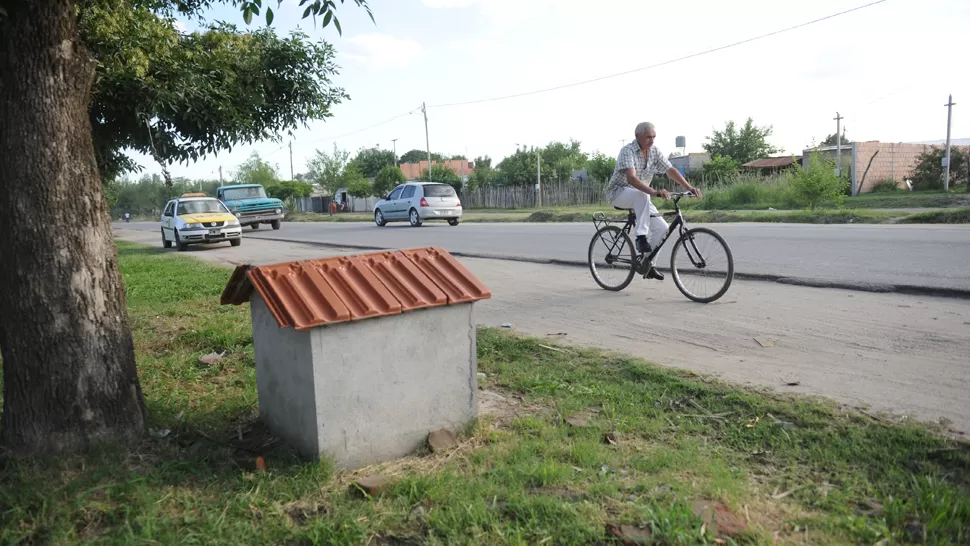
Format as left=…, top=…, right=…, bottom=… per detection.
left=0, top=0, right=147, bottom=454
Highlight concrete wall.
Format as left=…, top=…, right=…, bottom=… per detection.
left=670, top=152, right=710, bottom=175
left=250, top=295, right=479, bottom=468
left=251, top=295, right=319, bottom=458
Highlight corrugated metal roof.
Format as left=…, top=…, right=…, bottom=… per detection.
left=220, top=247, right=490, bottom=330
left=741, top=157, right=798, bottom=168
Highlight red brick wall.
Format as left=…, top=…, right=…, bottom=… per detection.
left=399, top=160, right=473, bottom=180
left=853, top=142, right=969, bottom=192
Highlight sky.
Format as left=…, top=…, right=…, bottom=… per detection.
left=127, top=0, right=970, bottom=182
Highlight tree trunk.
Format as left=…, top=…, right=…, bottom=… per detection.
left=0, top=0, right=147, bottom=454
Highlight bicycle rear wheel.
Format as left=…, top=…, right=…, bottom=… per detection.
left=588, top=226, right=636, bottom=291
left=670, top=227, right=734, bottom=303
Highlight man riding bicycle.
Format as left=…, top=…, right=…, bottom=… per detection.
left=605, top=122, right=703, bottom=280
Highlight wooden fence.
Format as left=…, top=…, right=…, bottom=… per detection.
left=460, top=181, right=608, bottom=209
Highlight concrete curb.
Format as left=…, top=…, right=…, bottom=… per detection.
left=247, top=235, right=970, bottom=301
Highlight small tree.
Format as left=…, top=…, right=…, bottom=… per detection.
left=701, top=155, right=740, bottom=185
left=703, top=117, right=781, bottom=165
left=346, top=179, right=373, bottom=199
left=264, top=180, right=313, bottom=202
left=586, top=152, right=616, bottom=183
left=373, top=165, right=406, bottom=197
left=786, top=150, right=846, bottom=210
left=910, top=145, right=968, bottom=191
left=341, top=164, right=372, bottom=199
left=421, top=164, right=461, bottom=193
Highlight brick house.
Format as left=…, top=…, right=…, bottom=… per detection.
left=399, top=159, right=475, bottom=182
left=803, top=141, right=970, bottom=194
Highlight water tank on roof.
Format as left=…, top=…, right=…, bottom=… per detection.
left=675, top=136, right=686, bottom=148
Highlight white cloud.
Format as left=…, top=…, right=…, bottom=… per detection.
left=341, top=33, right=423, bottom=71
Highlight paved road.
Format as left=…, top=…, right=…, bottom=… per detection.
left=124, top=220, right=970, bottom=293
left=112, top=227, right=970, bottom=435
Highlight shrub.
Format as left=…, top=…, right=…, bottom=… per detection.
left=373, top=165, right=406, bottom=198
left=870, top=180, right=901, bottom=193
left=785, top=148, right=847, bottom=210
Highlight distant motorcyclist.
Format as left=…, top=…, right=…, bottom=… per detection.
left=123, top=212, right=131, bottom=223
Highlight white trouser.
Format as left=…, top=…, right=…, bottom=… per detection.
left=611, top=186, right=668, bottom=263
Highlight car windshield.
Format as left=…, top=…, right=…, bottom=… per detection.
left=222, top=186, right=267, bottom=200
left=423, top=184, right=457, bottom=198
left=178, top=199, right=229, bottom=215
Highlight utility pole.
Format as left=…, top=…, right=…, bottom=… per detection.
left=422, top=102, right=431, bottom=180
left=391, top=138, right=398, bottom=165
left=218, top=165, right=223, bottom=184
left=834, top=112, right=843, bottom=179
left=288, top=140, right=294, bottom=180
left=944, top=94, right=955, bottom=192
left=536, top=147, right=542, bottom=208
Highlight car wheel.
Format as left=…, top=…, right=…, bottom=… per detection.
left=448, top=218, right=460, bottom=226
left=409, top=208, right=422, bottom=227
left=271, top=220, right=281, bottom=230
left=162, top=228, right=172, bottom=248
left=230, top=238, right=241, bottom=247
left=175, top=230, right=188, bottom=252
left=374, top=209, right=386, bottom=226
left=251, top=224, right=259, bottom=230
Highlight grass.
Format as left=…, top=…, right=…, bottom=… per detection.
left=1, top=242, right=968, bottom=544
left=895, top=208, right=970, bottom=224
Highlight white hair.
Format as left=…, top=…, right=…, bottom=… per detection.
left=635, top=122, right=656, bottom=136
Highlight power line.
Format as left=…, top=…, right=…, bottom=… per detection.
left=427, top=0, right=888, bottom=109
left=307, top=107, right=421, bottom=144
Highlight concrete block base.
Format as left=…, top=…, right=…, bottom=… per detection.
left=250, top=294, right=479, bottom=469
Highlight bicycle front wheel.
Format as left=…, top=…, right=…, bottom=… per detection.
left=588, top=226, right=636, bottom=291
left=670, top=227, right=734, bottom=303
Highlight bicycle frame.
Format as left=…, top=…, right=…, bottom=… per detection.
left=591, top=192, right=707, bottom=270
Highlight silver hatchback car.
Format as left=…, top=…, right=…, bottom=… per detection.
left=373, top=182, right=463, bottom=227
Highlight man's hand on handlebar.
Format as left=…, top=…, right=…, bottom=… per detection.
left=689, top=186, right=703, bottom=199
left=653, top=188, right=671, bottom=200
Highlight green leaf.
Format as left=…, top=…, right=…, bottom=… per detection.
left=243, top=7, right=253, bottom=25
left=302, top=5, right=312, bottom=18
left=322, top=10, right=332, bottom=27
left=265, top=7, right=274, bottom=25
left=333, top=16, right=341, bottom=35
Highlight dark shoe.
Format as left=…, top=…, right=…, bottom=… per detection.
left=646, top=267, right=664, bottom=281
left=635, top=236, right=651, bottom=254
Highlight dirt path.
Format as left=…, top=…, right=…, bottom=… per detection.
left=114, top=228, right=970, bottom=435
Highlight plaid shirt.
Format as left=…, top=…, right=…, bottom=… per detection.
left=605, top=141, right=674, bottom=202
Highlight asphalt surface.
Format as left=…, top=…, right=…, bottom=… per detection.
left=123, top=220, right=970, bottom=295
left=113, top=228, right=970, bottom=435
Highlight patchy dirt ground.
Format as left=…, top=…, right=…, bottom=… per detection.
left=113, top=228, right=970, bottom=436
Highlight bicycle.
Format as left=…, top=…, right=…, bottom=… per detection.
left=587, top=190, right=735, bottom=303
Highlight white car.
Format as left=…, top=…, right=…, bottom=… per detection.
left=373, top=182, right=463, bottom=227
left=160, top=193, right=243, bottom=251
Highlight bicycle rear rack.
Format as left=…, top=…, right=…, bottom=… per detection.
left=592, top=210, right=635, bottom=232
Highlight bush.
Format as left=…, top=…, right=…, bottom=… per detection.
left=870, top=180, right=901, bottom=193
left=373, top=165, right=406, bottom=198
left=910, top=145, right=968, bottom=191
left=701, top=155, right=740, bottom=185
left=785, top=148, right=847, bottom=210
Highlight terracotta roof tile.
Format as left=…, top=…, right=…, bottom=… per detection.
left=359, top=251, right=448, bottom=311
left=401, top=247, right=492, bottom=304
left=220, top=247, right=490, bottom=331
